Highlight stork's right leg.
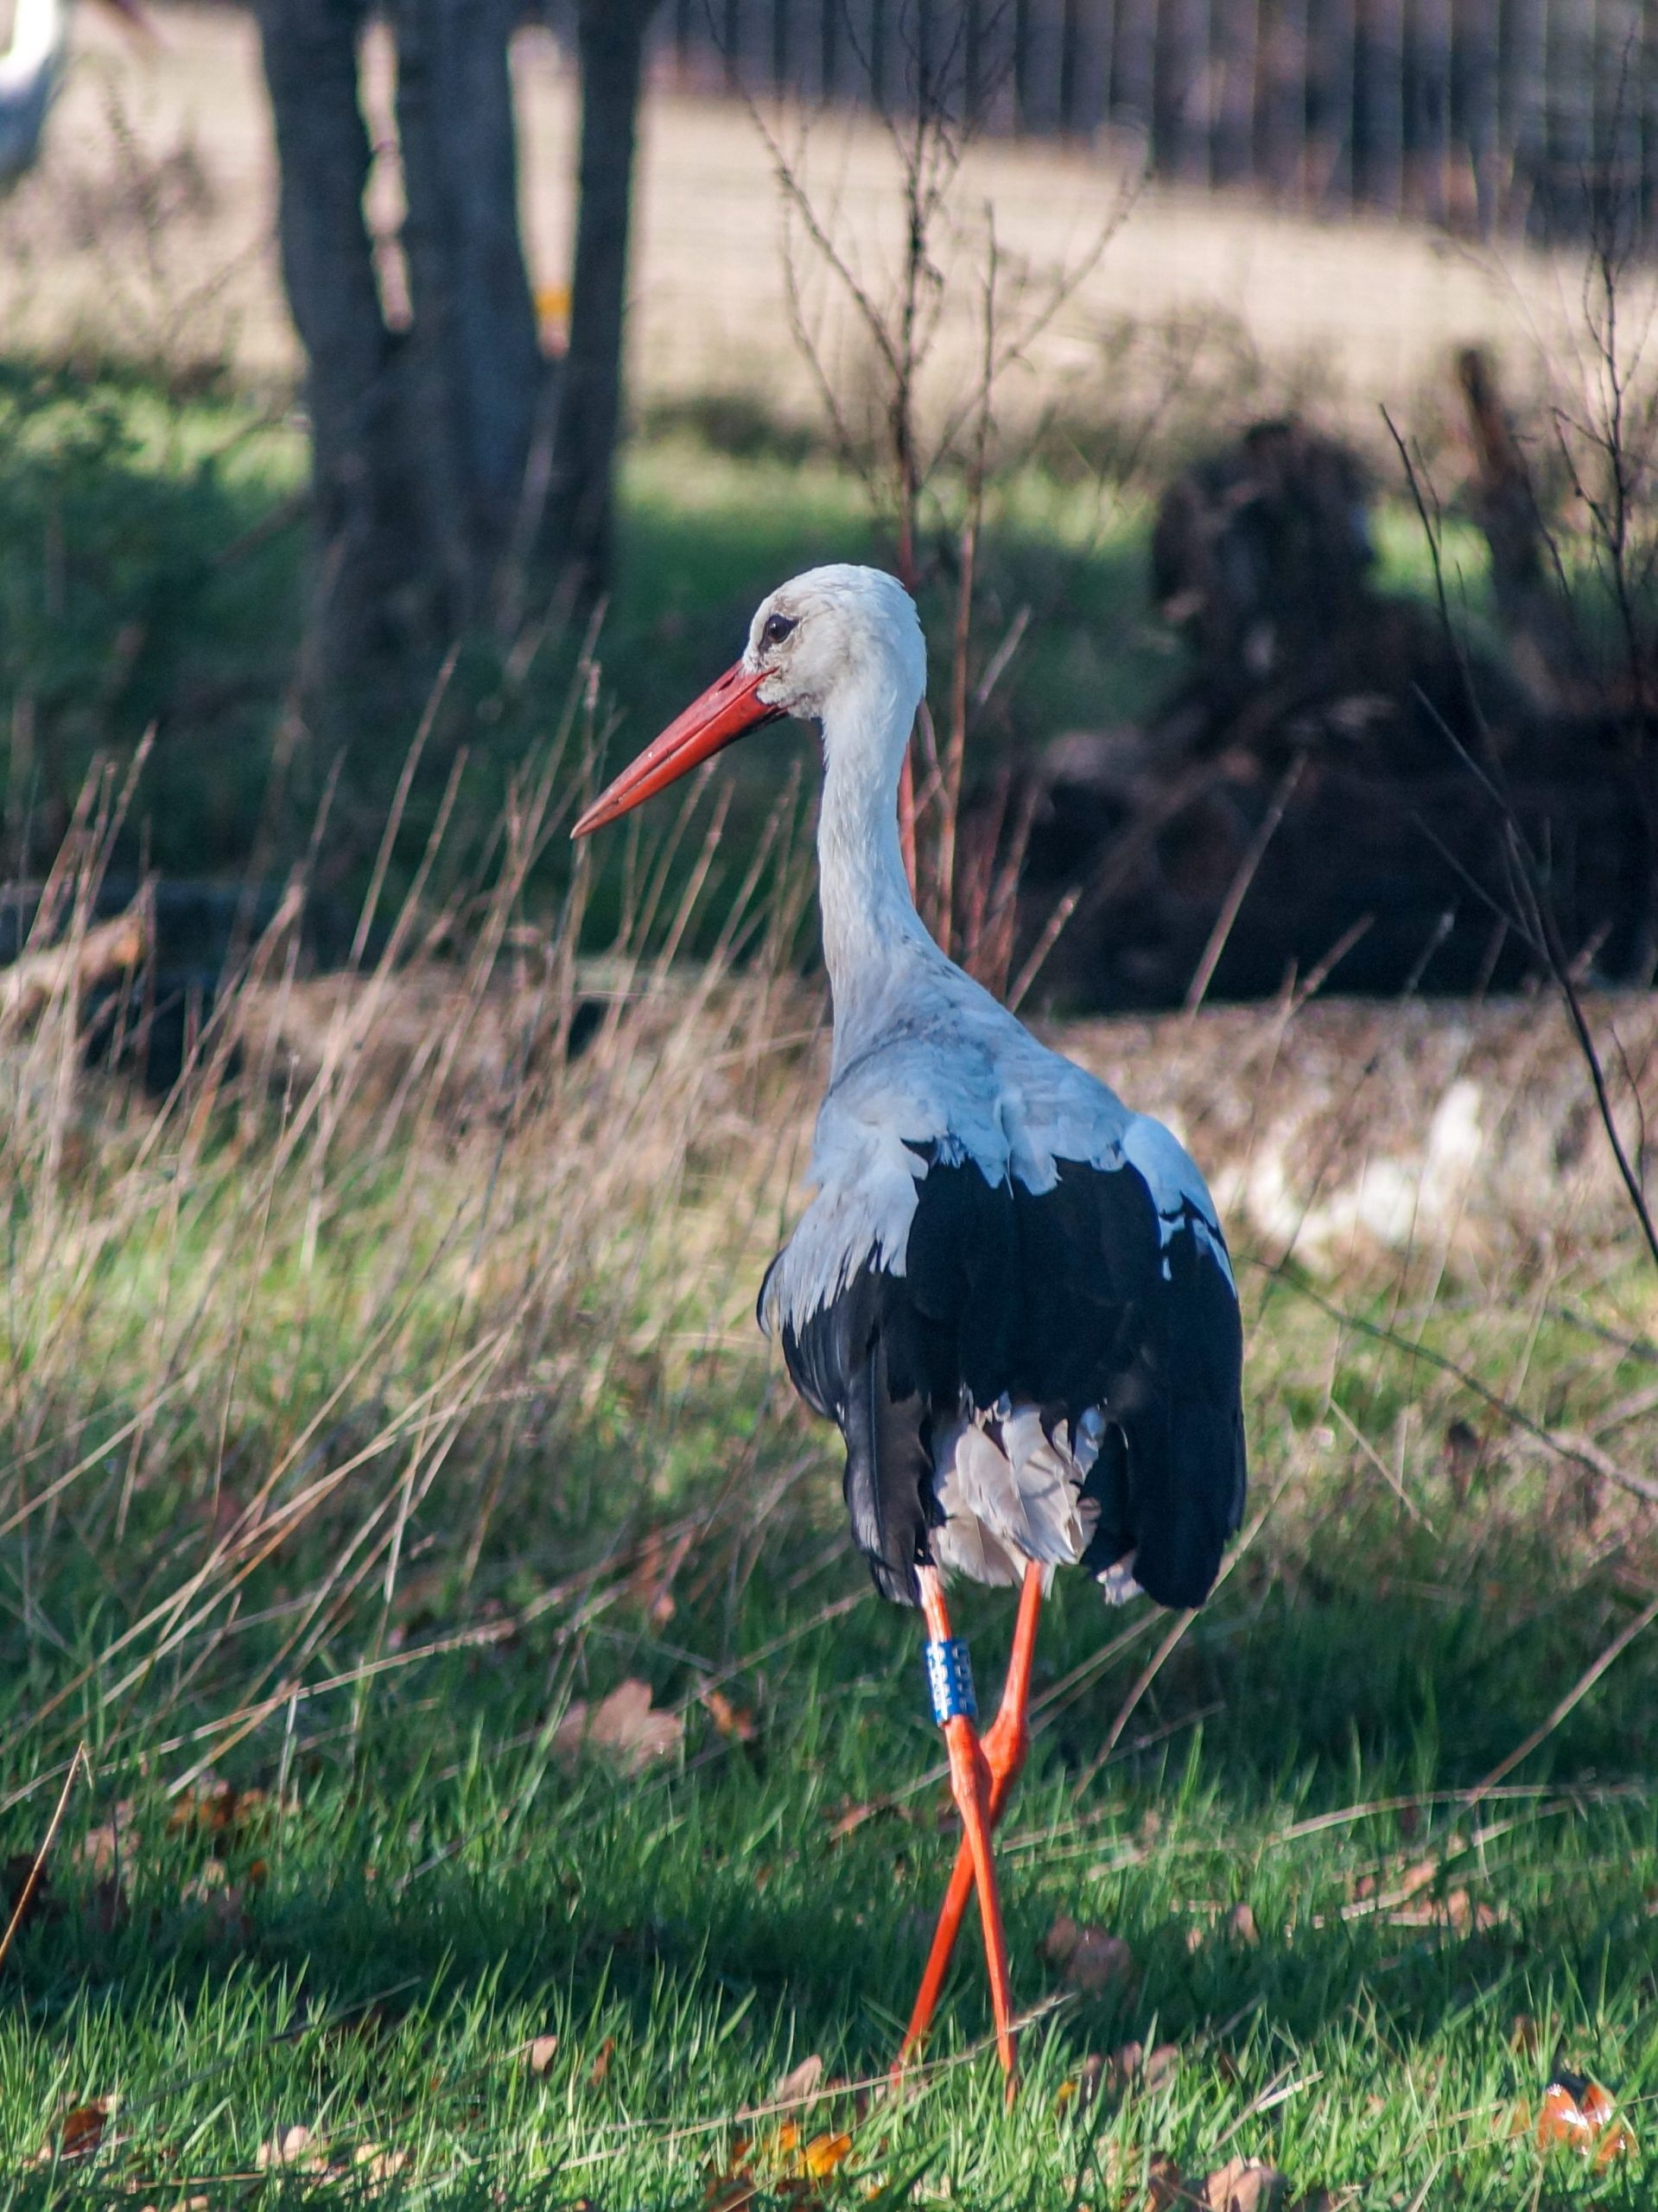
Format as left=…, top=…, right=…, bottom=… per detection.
left=898, top=1563, right=1044, bottom=2082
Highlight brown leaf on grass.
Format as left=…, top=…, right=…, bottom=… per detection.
left=629, top=1527, right=696, bottom=1626
left=167, top=1777, right=270, bottom=1837
left=256, top=2123, right=327, bottom=2171
left=1042, top=1915, right=1136, bottom=1994
left=41, top=2099, right=113, bottom=2164
left=827, top=1798, right=899, bottom=1842
left=773, top=2054, right=825, bottom=2106
left=556, top=1681, right=684, bottom=1771
left=353, top=2142, right=410, bottom=2183
left=588, top=2035, right=615, bottom=2088
left=1387, top=1885, right=1501, bottom=1935
left=1145, top=2151, right=1194, bottom=2208
left=525, top=2033, right=559, bottom=2075
left=1199, top=2157, right=1290, bottom=2210
left=79, top=1806, right=135, bottom=1878
left=1531, top=2075, right=1636, bottom=2165
left=701, top=1686, right=759, bottom=1745
left=1228, top=1903, right=1260, bottom=1945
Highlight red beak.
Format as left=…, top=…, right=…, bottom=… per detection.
left=571, top=662, right=784, bottom=839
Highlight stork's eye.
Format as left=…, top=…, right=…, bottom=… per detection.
left=762, top=613, right=797, bottom=648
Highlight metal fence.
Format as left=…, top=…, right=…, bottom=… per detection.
left=646, top=0, right=1658, bottom=237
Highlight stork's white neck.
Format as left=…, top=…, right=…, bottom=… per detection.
left=815, top=662, right=939, bottom=1076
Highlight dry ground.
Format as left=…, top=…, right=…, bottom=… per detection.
left=0, top=1, right=1629, bottom=445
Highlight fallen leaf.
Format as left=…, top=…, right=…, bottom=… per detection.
left=629, top=1526, right=695, bottom=1625
left=1228, top=1903, right=1260, bottom=1945
left=257, top=2123, right=327, bottom=2171
left=79, top=1809, right=133, bottom=1878
left=168, top=1777, right=267, bottom=1836
left=354, top=2142, right=410, bottom=2183
left=701, top=1686, right=759, bottom=1745
left=1045, top=1912, right=1137, bottom=1991
left=556, top=1681, right=684, bottom=1771
left=1199, top=2158, right=1289, bottom=2211
left=1145, top=2150, right=1192, bottom=2208
left=828, top=1798, right=899, bottom=1841
left=588, top=2035, right=615, bottom=2088
left=526, top=2033, right=559, bottom=2075
left=773, top=2053, right=825, bottom=2106
left=801, top=2131, right=853, bottom=2178
left=1533, top=2075, right=1636, bottom=2164
left=56, top=2099, right=112, bottom=2162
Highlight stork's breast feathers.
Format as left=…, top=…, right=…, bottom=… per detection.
left=763, top=1132, right=1247, bottom=1611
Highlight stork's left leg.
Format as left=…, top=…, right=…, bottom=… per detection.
left=898, top=1562, right=1044, bottom=2073
left=901, top=1563, right=1043, bottom=2093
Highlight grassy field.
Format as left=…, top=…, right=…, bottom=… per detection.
left=0, top=359, right=1491, bottom=938
left=3, top=721, right=1658, bottom=2207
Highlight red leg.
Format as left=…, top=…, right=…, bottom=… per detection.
left=896, top=1562, right=1043, bottom=2090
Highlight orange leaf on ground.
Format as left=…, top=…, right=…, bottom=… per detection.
left=802, top=2132, right=853, bottom=2177
left=701, top=1686, right=759, bottom=1744
left=1533, top=2075, right=1636, bottom=2164
left=588, top=2035, right=615, bottom=2088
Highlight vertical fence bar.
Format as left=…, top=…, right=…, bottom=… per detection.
left=1413, top=0, right=1453, bottom=219
left=1215, top=0, right=1259, bottom=176
left=1457, top=0, right=1499, bottom=227
left=1313, top=0, right=1356, bottom=205
left=1365, top=0, right=1407, bottom=208
left=1500, top=0, right=1546, bottom=227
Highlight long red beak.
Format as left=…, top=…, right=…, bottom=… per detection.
left=571, top=663, right=783, bottom=839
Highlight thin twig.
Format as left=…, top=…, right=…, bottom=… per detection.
left=0, top=1743, right=86, bottom=1975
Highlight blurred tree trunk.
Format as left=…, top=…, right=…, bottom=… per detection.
left=255, top=0, right=428, bottom=683
left=255, top=0, right=658, bottom=696
left=543, top=0, right=660, bottom=608
left=391, top=0, right=541, bottom=626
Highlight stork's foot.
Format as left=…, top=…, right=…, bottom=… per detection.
left=894, top=1564, right=1044, bottom=2096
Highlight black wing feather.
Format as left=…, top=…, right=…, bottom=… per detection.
left=770, top=1148, right=1246, bottom=1611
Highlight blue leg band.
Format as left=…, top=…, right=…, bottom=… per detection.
left=923, top=1637, right=977, bottom=1725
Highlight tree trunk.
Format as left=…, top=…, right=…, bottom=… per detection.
left=256, top=0, right=655, bottom=689
left=544, top=0, right=660, bottom=606
left=392, top=0, right=543, bottom=626
left=254, top=0, right=426, bottom=684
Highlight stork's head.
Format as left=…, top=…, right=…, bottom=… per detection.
left=572, top=564, right=926, bottom=838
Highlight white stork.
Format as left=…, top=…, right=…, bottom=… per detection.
left=573, top=565, right=1246, bottom=2090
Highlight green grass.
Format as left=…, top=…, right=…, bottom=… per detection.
left=0, top=365, right=1483, bottom=914
left=3, top=362, right=1655, bottom=2208
left=3, top=877, right=1658, bottom=2204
